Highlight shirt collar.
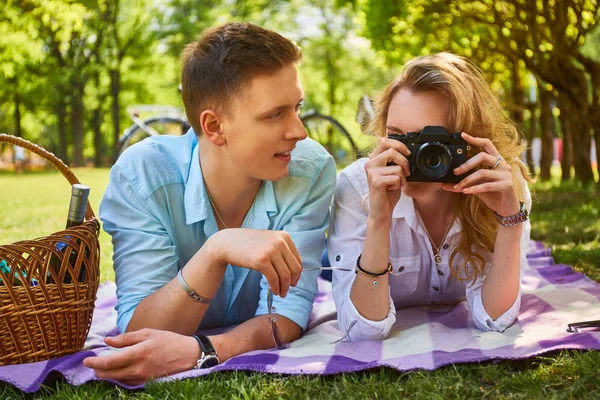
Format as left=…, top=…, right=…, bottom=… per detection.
left=184, top=140, right=208, bottom=225
left=391, top=193, right=462, bottom=239
left=183, top=140, right=278, bottom=226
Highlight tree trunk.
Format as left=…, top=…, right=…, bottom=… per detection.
left=91, top=106, right=104, bottom=167
left=558, top=92, right=573, bottom=181
left=55, top=99, right=68, bottom=164
left=71, top=80, right=86, bottom=167
left=572, top=103, right=594, bottom=183
left=90, top=73, right=104, bottom=167
left=509, top=62, right=532, bottom=177
left=526, top=101, right=537, bottom=177
left=595, top=127, right=600, bottom=182
left=14, top=94, right=22, bottom=138
left=539, top=87, right=554, bottom=181
left=110, top=68, right=121, bottom=160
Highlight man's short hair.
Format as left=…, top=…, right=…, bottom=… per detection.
left=181, top=22, right=302, bottom=135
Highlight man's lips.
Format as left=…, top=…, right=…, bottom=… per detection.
left=275, top=148, right=294, bottom=157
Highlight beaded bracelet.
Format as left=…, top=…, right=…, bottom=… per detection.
left=493, top=201, right=529, bottom=227
left=355, top=254, right=393, bottom=286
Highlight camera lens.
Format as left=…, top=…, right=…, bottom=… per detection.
left=415, top=142, right=452, bottom=180
left=425, top=154, right=442, bottom=169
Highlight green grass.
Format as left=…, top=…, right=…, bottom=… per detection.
left=0, top=168, right=599, bottom=399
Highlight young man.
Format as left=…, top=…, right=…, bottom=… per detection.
left=83, top=22, right=336, bottom=384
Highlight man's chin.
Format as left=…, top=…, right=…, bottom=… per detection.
left=257, top=166, right=289, bottom=182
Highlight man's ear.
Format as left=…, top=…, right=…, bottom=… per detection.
left=200, top=110, right=226, bottom=146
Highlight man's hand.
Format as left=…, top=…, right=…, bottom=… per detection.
left=83, top=329, right=199, bottom=386
left=208, top=229, right=302, bottom=297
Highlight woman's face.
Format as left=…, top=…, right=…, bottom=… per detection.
left=385, top=88, right=451, bottom=199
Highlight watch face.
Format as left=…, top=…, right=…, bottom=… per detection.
left=200, top=355, right=219, bottom=369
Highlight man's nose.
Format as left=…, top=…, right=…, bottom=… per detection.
left=287, top=115, right=308, bottom=141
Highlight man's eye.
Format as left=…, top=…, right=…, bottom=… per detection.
left=270, top=111, right=282, bottom=119
left=296, top=101, right=305, bottom=113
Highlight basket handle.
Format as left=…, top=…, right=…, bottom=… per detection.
left=0, top=134, right=96, bottom=220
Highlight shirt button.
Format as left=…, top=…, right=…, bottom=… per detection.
left=438, top=270, right=444, bottom=276
left=433, top=286, right=439, bottom=291
left=398, top=266, right=404, bottom=272
left=442, top=244, right=449, bottom=249
left=335, top=255, right=341, bottom=262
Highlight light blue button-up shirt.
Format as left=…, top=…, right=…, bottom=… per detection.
left=100, top=129, right=336, bottom=334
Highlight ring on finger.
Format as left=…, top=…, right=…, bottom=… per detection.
left=490, top=155, right=502, bottom=169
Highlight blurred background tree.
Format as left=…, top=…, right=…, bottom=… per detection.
left=1, top=0, right=598, bottom=184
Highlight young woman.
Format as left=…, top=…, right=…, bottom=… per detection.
left=329, top=53, right=532, bottom=341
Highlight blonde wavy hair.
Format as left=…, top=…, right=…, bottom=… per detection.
left=370, top=52, right=532, bottom=283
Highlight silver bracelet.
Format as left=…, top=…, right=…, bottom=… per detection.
left=177, top=269, right=212, bottom=304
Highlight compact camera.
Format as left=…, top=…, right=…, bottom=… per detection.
left=388, top=126, right=470, bottom=183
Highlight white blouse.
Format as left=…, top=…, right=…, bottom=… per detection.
left=328, top=158, right=532, bottom=341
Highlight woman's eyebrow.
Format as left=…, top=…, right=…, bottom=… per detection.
left=385, top=125, right=404, bottom=133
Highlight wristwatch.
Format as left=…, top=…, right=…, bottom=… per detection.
left=493, top=201, right=529, bottom=227
left=192, top=334, right=219, bottom=369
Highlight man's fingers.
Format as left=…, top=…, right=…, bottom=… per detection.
left=261, top=261, right=280, bottom=296
left=281, top=246, right=302, bottom=287
left=92, top=364, right=151, bottom=384
left=83, top=349, right=137, bottom=371
left=104, top=329, right=151, bottom=348
left=281, top=234, right=302, bottom=286
left=271, top=252, right=292, bottom=298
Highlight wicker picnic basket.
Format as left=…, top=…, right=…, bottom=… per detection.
left=0, top=134, right=100, bottom=365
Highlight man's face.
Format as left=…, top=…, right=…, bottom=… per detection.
left=220, top=64, right=307, bottom=182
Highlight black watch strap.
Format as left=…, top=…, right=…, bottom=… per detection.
left=192, top=334, right=219, bottom=369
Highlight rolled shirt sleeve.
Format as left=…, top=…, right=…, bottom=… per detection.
left=100, top=165, right=179, bottom=333
left=328, top=170, right=396, bottom=341
left=254, top=155, right=337, bottom=331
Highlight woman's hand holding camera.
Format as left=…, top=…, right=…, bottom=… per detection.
left=443, top=132, right=520, bottom=218
left=364, top=138, right=412, bottom=222
left=208, top=229, right=302, bottom=298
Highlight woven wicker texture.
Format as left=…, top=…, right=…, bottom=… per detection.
left=0, top=134, right=100, bottom=365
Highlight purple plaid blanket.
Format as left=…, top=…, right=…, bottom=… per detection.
left=1, top=241, right=599, bottom=393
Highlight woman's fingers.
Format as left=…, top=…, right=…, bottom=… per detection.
left=461, top=132, right=500, bottom=157
left=368, top=149, right=410, bottom=178
left=381, top=137, right=411, bottom=158
left=455, top=169, right=505, bottom=191
left=463, top=180, right=512, bottom=194
left=453, top=151, right=500, bottom=175
left=370, top=137, right=411, bottom=161
left=371, top=173, right=403, bottom=191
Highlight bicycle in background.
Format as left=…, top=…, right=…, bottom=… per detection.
left=116, top=104, right=363, bottom=167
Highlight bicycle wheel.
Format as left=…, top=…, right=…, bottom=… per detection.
left=116, top=116, right=190, bottom=159
left=301, top=110, right=358, bottom=168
